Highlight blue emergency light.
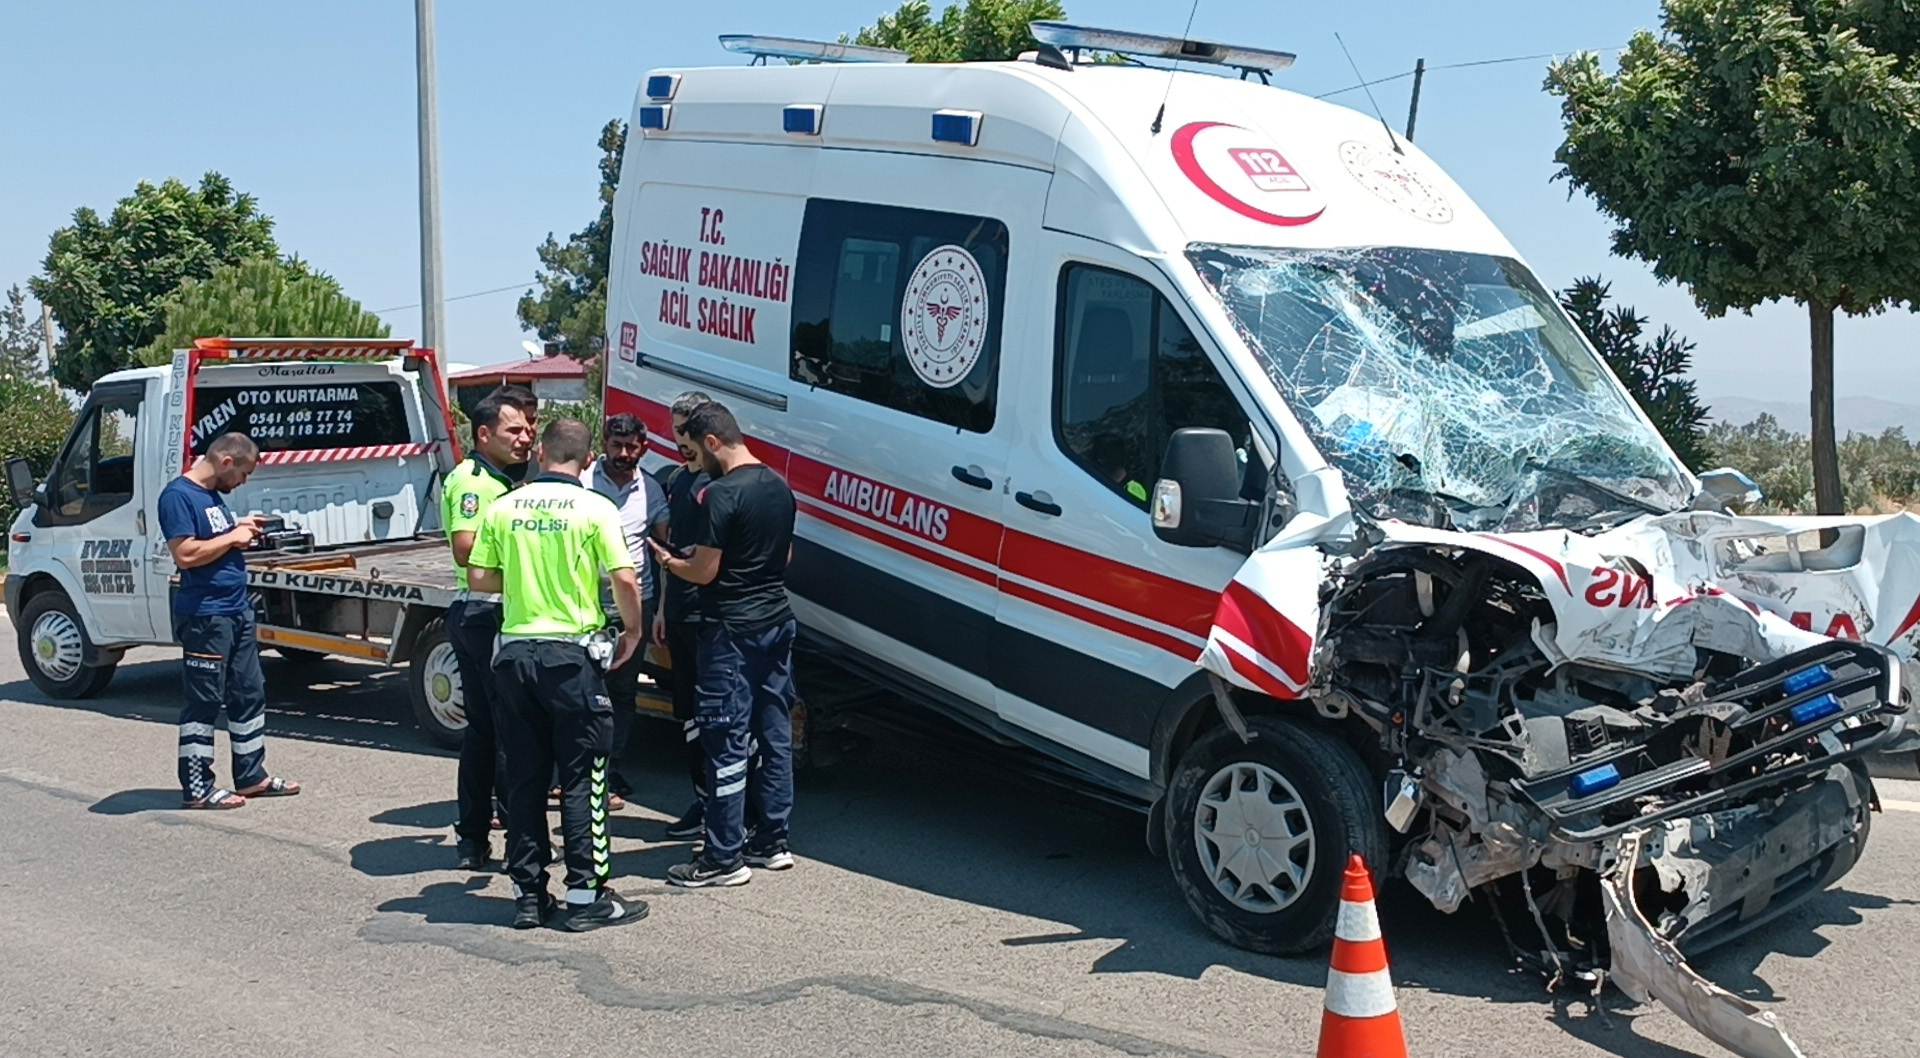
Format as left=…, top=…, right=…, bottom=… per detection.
left=1790, top=693, right=1843, bottom=727
left=638, top=105, right=671, bottom=131
left=1569, top=763, right=1622, bottom=798
left=1781, top=665, right=1835, bottom=697
left=931, top=110, right=982, bottom=146
left=646, top=74, right=680, bottom=101
left=784, top=105, right=823, bottom=135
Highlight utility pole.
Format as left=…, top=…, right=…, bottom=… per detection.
left=414, top=0, right=447, bottom=363
left=39, top=303, right=57, bottom=384
left=1405, top=57, right=1426, bottom=141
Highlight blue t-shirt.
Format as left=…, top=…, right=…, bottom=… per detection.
left=157, top=477, right=249, bottom=617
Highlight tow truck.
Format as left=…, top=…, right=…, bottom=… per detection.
left=2, top=338, right=674, bottom=744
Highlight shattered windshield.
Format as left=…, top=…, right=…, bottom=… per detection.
left=1188, top=245, right=1692, bottom=532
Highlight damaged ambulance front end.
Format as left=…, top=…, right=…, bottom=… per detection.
left=1175, top=243, right=1913, bottom=1057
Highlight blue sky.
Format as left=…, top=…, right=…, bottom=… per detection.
left=5, top=0, right=1916, bottom=404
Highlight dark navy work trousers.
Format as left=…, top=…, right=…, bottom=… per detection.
left=175, top=612, right=268, bottom=802
left=695, top=618, right=796, bottom=864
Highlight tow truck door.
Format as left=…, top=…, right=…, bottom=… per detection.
left=35, top=379, right=157, bottom=643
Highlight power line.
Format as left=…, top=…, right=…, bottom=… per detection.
left=1313, top=46, right=1625, bottom=100
left=373, top=282, right=526, bottom=315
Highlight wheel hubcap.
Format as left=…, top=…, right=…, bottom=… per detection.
left=1194, top=761, right=1316, bottom=913
left=424, top=641, right=465, bottom=730
left=30, top=611, right=84, bottom=682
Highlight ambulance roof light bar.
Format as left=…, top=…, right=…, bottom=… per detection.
left=719, top=34, right=909, bottom=66
left=1028, top=22, right=1295, bottom=80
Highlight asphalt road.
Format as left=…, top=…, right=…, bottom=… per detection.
left=1, top=626, right=1916, bottom=1058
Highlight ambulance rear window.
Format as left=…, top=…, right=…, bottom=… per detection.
left=190, top=381, right=412, bottom=455
left=790, top=199, right=1008, bottom=433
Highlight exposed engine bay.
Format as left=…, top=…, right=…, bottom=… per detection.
left=1309, top=545, right=1903, bottom=1057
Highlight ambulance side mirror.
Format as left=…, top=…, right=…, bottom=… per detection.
left=1694, top=467, right=1763, bottom=511
left=6, top=458, right=37, bottom=510
left=1152, top=429, right=1256, bottom=551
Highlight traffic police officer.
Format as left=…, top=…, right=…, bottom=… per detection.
left=467, top=418, right=648, bottom=931
left=444, top=394, right=535, bottom=870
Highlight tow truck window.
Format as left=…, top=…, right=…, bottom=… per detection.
left=47, top=391, right=140, bottom=525
left=790, top=199, right=1008, bottom=433
left=1055, top=264, right=1251, bottom=508
left=189, top=382, right=410, bottom=455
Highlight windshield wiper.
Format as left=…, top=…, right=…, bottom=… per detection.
left=1521, top=459, right=1673, bottom=520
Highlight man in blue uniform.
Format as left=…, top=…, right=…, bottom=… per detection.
left=159, top=432, right=301, bottom=809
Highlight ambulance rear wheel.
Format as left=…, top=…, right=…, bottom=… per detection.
left=1165, top=715, right=1386, bottom=955
left=18, top=589, right=117, bottom=700
left=408, top=618, right=465, bottom=749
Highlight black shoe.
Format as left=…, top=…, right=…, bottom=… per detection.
left=744, top=838, right=794, bottom=871
left=663, top=802, right=704, bottom=840
left=513, top=890, right=557, bottom=930
left=455, top=838, right=493, bottom=872
left=667, top=854, right=751, bottom=888
left=562, top=888, right=650, bottom=933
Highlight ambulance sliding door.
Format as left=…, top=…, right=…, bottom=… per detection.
left=780, top=150, right=1045, bottom=729
left=992, top=234, right=1258, bottom=784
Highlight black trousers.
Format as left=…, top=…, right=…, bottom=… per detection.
left=492, top=639, right=614, bottom=898
left=601, top=596, right=654, bottom=796
left=447, top=600, right=505, bottom=842
left=664, top=617, right=705, bottom=800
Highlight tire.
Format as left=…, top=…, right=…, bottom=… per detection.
left=407, top=618, right=465, bottom=749
left=17, top=589, right=118, bottom=700
left=1166, top=715, right=1387, bottom=955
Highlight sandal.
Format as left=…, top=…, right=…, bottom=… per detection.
left=237, top=777, right=301, bottom=797
left=185, top=789, right=247, bottom=810
left=608, top=792, right=627, bottom=811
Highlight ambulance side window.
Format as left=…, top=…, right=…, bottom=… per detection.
left=1055, top=265, right=1251, bottom=509
left=790, top=199, right=1008, bottom=433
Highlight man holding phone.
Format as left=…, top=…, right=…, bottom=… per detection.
left=159, top=432, right=301, bottom=810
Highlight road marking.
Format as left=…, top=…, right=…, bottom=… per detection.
left=1883, top=799, right=1920, bottom=813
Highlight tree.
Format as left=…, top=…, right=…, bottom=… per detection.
left=0, top=286, right=48, bottom=384
left=1547, top=4, right=1920, bottom=515
left=849, top=0, right=1066, bottom=63
left=518, top=120, right=624, bottom=357
left=30, top=173, right=279, bottom=391
left=138, top=258, right=388, bottom=366
left=1560, top=277, right=1712, bottom=470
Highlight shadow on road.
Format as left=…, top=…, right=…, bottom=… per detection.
left=17, top=650, right=1900, bottom=1058
left=88, top=788, right=186, bottom=815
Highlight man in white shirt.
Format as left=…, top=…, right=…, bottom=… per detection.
left=584, top=413, right=669, bottom=806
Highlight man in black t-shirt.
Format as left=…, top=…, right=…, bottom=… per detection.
left=650, top=391, right=716, bottom=840
left=650, top=400, right=797, bottom=887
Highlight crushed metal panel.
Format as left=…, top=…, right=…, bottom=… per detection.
left=1602, top=835, right=1808, bottom=1058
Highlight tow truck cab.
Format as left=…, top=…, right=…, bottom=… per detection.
left=5, top=338, right=461, bottom=702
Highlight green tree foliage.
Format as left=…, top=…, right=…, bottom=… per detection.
left=518, top=120, right=625, bottom=357
left=1, top=286, right=48, bottom=384
left=30, top=174, right=278, bottom=390
left=1546, top=2, right=1920, bottom=515
left=0, top=379, right=77, bottom=535
left=137, top=258, right=388, bottom=367
left=1560, top=277, right=1711, bottom=470
left=1706, top=414, right=1920, bottom=514
left=849, top=0, right=1066, bottom=62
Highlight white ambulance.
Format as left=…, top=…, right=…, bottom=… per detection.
left=605, top=25, right=1912, bottom=1052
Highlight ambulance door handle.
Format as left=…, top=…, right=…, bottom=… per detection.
left=1015, top=490, right=1062, bottom=517
left=951, top=465, right=993, bottom=490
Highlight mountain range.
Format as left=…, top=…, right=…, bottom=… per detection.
left=1704, top=396, right=1920, bottom=438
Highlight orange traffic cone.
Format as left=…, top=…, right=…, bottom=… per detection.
left=1316, top=854, right=1409, bottom=1058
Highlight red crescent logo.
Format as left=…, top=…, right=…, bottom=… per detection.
left=1171, top=121, right=1326, bottom=228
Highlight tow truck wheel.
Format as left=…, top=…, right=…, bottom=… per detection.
left=18, top=589, right=118, bottom=700
left=407, top=618, right=465, bottom=749
left=1166, top=715, right=1387, bottom=955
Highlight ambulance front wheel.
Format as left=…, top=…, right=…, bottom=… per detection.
left=408, top=618, right=466, bottom=749
left=1165, top=715, right=1386, bottom=955
left=18, top=588, right=117, bottom=700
